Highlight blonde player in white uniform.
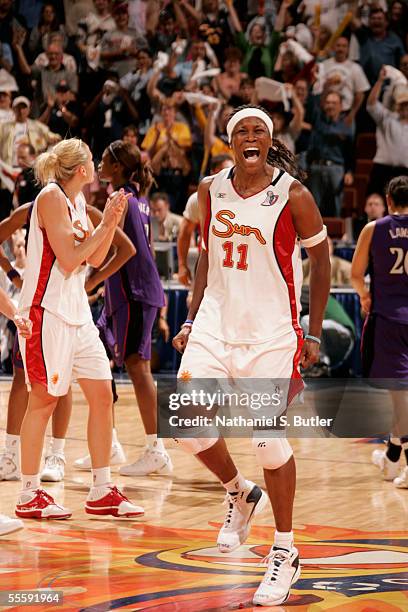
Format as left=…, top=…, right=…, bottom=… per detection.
left=15, top=138, right=144, bottom=520
left=173, top=105, right=330, bottom=606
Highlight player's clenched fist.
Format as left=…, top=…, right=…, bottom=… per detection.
left=172, top=326, right=191, bottom=354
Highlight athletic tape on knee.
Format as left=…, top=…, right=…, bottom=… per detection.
left=252, top=437, right=293, bottom=469
left=174, top=437, right=218, bottom=454
left=301, top=225, right=327, bottom=248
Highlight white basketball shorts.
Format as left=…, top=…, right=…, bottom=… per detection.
left=20, top=308, right=112, bottom=397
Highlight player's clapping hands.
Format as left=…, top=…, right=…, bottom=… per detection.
left=103, top=189, right=130, bottom=228
left=14, top=315, right=32, bottom=339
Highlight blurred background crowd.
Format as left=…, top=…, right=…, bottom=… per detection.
left=0, top=0, right=406, bottom=376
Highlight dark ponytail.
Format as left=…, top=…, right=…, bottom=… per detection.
left=228, top=105, right=307, bottom=182
left=108, top=140, right=154, bottom=195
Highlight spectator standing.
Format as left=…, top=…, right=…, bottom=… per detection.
left=318, top=36, right=370, bottom=125
left=213, top=47, right=247, bottom=101
left=367, top=68, right=408, bottom=195
left=76, top=0, right=115, bottom=72
left=28, top=3, right=66, bottom=60
left=100, top=1, right=146, bottom=79
left=307, top=92, right=354, bottom=217
left=120, top=47, right=154, bottom=134
left=353, top=7, right=405, bottom=85
left=38, top=80, right=80, bottom=138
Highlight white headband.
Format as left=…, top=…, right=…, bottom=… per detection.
left=226, top=108, right=274, bottom=144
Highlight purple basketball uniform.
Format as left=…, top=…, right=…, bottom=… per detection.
left=98, top=184, right=165, bottom=366
left=362, top=214, right=408, bottom=385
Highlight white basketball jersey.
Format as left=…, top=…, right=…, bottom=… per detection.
left=193, top=167, right=303, bottom=344
left=19, top=184, right=92, bottom=326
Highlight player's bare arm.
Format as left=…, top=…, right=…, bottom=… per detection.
left=85, top=204, right=136, bottom=294
left=37, top=185, right=128, bottom=274
left=289, top=181, right=331, bottom=368
left=0, top=202, right=31, bottom=244
left=172, top=177, right=212, bottom=353
left=351, top=222, right=375, bottom=315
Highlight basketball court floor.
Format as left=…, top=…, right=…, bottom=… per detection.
left=0, top=380, right=407, bottom=611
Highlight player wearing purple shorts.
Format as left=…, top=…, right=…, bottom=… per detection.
left=94, top=140, right=172, bottom=477
left=352, top=176, right=408, bottom=489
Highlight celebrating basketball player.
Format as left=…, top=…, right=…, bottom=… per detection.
left=15, top=138, right=144, bottom=519
left=352, top=175, right=408, bottom=489
left=95, top=140, right=172, bottom=477
left=173, top=105, right=330, bottom=606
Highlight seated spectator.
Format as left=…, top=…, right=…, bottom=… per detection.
left=13, top=143, right=40, bottom=207
left=317, top=36, right=370, bottom=126
left=76, top=0, right=116, bottom=72
left=142, top=100, right=192, bottom=158
left=353, top=7, right=405, bottom=85
left=150, top=192, right=183, bottom=241
left=303, top=237, right=352, bottom=288
left=352, top=192, right=387, bottom=241
left=28, top=2, right=66, bottom=60
left=100, top=0, right=146, bottom=79
left=84, top=77, right=138, bottom=160
left=307, top=91, right=354, bottom=217
left=367, top=68, right=408, bottom=195
left=0, top=89, right=13, bottom=123
left=38, top=80, right=80, bottom=138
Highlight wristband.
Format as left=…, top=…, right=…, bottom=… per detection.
left=305, top=334, right=321, bottom=345
left=181, top=319, right=194, bottom=328
left=7, top=269, right=20, bottom=282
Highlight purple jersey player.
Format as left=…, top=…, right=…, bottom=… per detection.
left=352, top=176, right=408, bottom=489
left=96, top=140, right=173, bottom=478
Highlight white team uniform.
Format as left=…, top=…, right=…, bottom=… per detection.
left=18, top=183, right=111, bottom=396
left=179, top=167, right=304, bottom=400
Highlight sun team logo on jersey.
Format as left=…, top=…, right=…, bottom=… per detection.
left=212, top=210, right=266, bottom=245
left=73, top=220, right=90, bottom=243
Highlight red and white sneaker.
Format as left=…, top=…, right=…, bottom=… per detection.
left=15, top=489, right=72, bottom=519
left=85, top=485, right=144, bottom=517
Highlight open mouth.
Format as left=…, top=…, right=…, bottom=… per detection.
left=243, top=147, right=260, bottom=161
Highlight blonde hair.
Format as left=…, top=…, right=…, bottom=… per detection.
left=35, top=138, right=89, bottom=186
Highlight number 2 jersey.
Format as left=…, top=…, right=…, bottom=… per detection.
left=194, top=166, right=303, bottom=344
left=370, top=214, right=408, bottom=324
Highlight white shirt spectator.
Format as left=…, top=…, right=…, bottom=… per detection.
left=368, top=101, right=408, bottom=167
left=183, top=192, right=199, bottom=225
left=320, top=57, right=370, bottom=111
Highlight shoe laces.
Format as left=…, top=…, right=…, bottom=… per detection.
left=260, top=549, right=290, bottom=583
left=109, top=485, right=130, bottom=503
left=222, top=491, right=243, bottom=530
left=45, top=454, right=65, bottom=468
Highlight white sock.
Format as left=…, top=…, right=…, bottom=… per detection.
left=146, top=433, right=165, bottom=452
left=51, top=437, right=65, bottom=454
left=91, top=466, right=111, bottom=488
left=112, top=428, right=119, bottom=446
left=274, top=530, right=294, bottom=551
left=21, top=474, right=40, bottom=491
left=5, top=434, right=20, bottom=452
left=223, top=472, right=248, bottom=493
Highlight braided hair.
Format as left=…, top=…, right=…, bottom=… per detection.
left=227, top=105, right=307, bottom=182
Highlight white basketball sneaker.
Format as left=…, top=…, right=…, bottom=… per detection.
left=0, top=514, right=24, bottom=536
left=74, top=443, right=126, bottom=471
left=217, top=481, right=268, bottom=553
left=372, top=449, right=400, bottom=481
left=119, top=448, right=173, bottom=476
left=41, top=453, right=65, bottom=482
left=394, top=466, right=408, bottom=489
left=253, top=546, right=301, bottom=606
left=0, top=450, right=20, bottom=481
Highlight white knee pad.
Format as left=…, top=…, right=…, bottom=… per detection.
left=252, top=437, right=293, bottom=469
left=174, top=437, right=218, bottom=455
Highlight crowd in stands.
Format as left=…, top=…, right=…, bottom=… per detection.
left=0, top=0, right=406, bottom=375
